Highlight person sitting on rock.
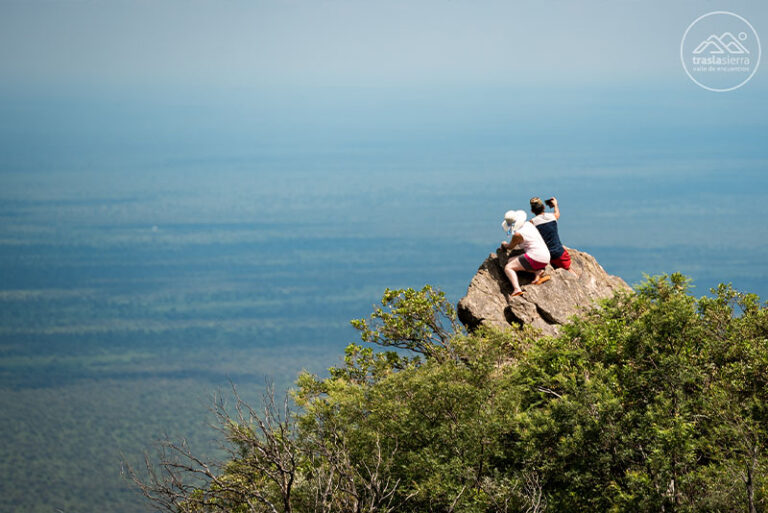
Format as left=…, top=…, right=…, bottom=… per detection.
left=529, top=196, right=574, bottom=274
left=500, top=209, right=550, bottom=297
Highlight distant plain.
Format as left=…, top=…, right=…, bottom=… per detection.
left=1, top=84, right=766, bottom=512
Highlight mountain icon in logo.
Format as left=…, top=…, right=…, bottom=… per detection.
left=693, top=32, right=750, bottom=54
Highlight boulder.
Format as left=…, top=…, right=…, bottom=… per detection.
left=457, top=248, right=629, bottom=336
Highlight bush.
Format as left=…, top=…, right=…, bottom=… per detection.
left=131, top=277, right=768, bottom=513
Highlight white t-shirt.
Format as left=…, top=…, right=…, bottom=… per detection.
left=531, top=212, right=557, bottom=225
left=515, top=222, right=550, bottom=263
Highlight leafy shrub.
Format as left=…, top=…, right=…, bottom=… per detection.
left=132, top=277, right=768, bottom=513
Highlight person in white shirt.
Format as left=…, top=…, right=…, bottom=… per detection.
left=499, top=210, right=551, bottom=297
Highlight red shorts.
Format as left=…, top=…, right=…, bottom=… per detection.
left=550, top=248, right=571, bottom=270
left=520, top=254, right=548, bottom=271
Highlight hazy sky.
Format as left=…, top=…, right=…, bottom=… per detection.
left=1, top=0, right=766, bottom=91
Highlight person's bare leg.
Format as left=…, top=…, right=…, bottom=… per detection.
left=504, top=259, right=525, bottom=296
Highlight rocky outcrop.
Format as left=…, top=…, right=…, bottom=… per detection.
left=457, top=248, right=629, bottom=336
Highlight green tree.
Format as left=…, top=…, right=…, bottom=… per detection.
left=131, top=278, right=768, bottom=513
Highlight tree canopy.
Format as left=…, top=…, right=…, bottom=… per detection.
left=132, top=276, right=768, bottom=513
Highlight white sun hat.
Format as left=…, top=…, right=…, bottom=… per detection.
left=501, top=210, right=526, bottom=234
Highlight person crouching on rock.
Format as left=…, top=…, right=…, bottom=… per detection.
left=499, top=209, right=550, bottom=298
left=529, top=196, right=574, bottom=274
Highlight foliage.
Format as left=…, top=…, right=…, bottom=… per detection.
left=133, top=279, right=768, bottom=512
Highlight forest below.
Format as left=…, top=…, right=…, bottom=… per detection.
left=133, top=275, right=768, bottom=513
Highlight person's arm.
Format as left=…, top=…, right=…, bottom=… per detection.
left=501, top=232, right=524, bottom=250
left=550, top=197, right=560, bottom=220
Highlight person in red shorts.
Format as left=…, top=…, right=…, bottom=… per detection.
left=529, top=196, right=574, bottom=274
left=500, top=209, right=550, bottom=297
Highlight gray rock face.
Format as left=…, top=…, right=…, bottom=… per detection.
left=457, top=248, right=629, bottom=336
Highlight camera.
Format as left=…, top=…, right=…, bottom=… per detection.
left=545, top=198, right=555, bottom=208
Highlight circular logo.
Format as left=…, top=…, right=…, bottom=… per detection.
left=680, top=11, right=761, bottom=92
